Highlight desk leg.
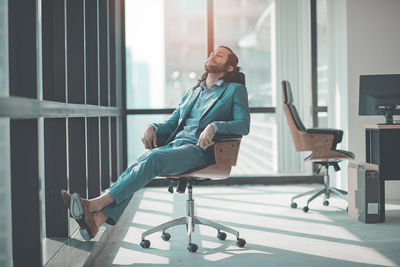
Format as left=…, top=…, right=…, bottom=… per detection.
left=379, top=173, right=385, bottom=222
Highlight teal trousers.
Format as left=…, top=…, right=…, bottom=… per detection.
left=101, top=140, right=214, bottom=225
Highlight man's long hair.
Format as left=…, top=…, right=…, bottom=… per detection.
left=197, top=46, right=246, bottom=86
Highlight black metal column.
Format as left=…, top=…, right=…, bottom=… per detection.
left=111, top=117, right=118, bottom=182
left=66, top=0, right=85, bottom=104
left=87, top=117, right=101, bottom=198
left=120, top=0, right=127, bottom=170
left=42, top=0, right=66, bottom=102
left=8, top=0, right=37, bottom=99
left=101, top=117, right=110, bottom=190
left=109, top=0, right=116, bottom=107
left=10, top=119, right=42, bottom=267
left=44, top=118, right=68, bottom=237
left=68, top=118, right=87, bottom=197
left=85, top=0, right=100, bottom=106
left=99, top=0, right=110, bottom=106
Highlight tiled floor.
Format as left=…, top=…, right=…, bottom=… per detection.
left=89, top=184, right=400, bottom=267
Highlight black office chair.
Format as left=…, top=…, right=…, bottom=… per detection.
left=281, top=80, right=355, bottom=212
left=140, top=73, right=247, bottom=253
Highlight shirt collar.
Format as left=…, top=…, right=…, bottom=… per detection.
left=200, top=79, right=224, bottom=91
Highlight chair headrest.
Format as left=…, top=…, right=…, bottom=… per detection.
left=238, top=72, right=246, bottom=85
left=281, top=80, right=293, bottom=104
left=228, top=72, right=246, bottom=85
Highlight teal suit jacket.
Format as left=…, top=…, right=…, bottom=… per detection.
left=154, top=81, right=250, bottom=146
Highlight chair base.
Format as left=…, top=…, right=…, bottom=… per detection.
left=140, top=183, right=246, bottom=252
left=290, top=164, right=348, bottom=213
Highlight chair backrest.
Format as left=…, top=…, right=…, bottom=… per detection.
left=238, top=72, right=246, bottom=86
left=223, top=71, right=246, bottom=85
left=282, top=81, right=306, bottom=132
left=282, top=80, right=310, bottom=152
left=282, top=80, right=355, bottom=161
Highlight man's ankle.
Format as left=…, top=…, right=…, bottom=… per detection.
left=88, top=200, right=100, bottom=213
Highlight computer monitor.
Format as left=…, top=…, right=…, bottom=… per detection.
left=359, top=74, right=400, bottom=124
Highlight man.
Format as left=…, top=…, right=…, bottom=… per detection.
left=62, top=46, right=250, bottom=240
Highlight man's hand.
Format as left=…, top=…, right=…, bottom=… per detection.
left=197, top=124, right=215, bottom=150
left=141, top=125, right=157, bottom=149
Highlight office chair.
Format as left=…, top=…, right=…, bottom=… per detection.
left=281, top=80, right=355, bottom=212
left=139, top=135, right=246, bottom=253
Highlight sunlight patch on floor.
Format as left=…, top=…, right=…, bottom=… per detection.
left=112, top=246, right=170, bottom=265
left=195, top=199, right=361, bottom=242
left=249, top=230, right=397, bottom=266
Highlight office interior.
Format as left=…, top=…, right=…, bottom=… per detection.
left=0, top=0, right=400, bottom=266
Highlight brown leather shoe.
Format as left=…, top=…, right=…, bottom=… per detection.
left=70, top=193, right=98, bottom=241
left=61, top=190, right=71, bottom=211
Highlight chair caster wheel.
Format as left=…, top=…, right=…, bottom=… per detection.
left=161, top=232, right=171, bottom=241
left=236, top=238, right=246, bottom=247
left=140, top=239, right=150, bottom=249
left=217, top=231, right=227, bottom=240
left=291, top=202, right=298, bottom=209
left=303, top=206, right=309, bottom=213
left=187, top=243, right=198, bottom=253
left=323, top=200, right=329, bottom=206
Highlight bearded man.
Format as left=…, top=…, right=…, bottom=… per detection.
left=62, top=46, right=250, bottom=240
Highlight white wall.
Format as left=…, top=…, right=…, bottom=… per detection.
left=347, top=0, right=400, bottom=199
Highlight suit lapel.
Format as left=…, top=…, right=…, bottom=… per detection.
left=163, top=87, right=201, bottom=145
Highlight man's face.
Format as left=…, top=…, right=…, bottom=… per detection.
left=204, top=47, right=231, bottom=74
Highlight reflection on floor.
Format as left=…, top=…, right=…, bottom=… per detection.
left=90, top=184, right=400, bottom=267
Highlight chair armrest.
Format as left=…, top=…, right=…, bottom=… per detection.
left=213, top=139, right=241, bottom=166
left=213, top=134, right=242, bottom=142
left=305, top=128, right=343, bottom=136
left=155, top=134, right=242, bottom=147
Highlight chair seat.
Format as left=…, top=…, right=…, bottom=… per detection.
left=304, top=149, right=355, bottom=162
left=164, top=164, right=232, bottom=180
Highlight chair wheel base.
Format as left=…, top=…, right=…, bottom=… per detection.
left=217, top=231, right=227, bottom=240
left=161, top=232, right=171, bottom=241
left=303, top=206, right=309, bottom=213
left=187, top=243, right=198, bottom=253
left=140, top=239, right=150, bottom=249
left=236, top=238, right=246, bottom=247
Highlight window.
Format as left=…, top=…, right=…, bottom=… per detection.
left=126, top=0, right=278, bottom=175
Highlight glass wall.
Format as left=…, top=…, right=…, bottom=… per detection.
left=126, top=0, right=278, bottom=175
left=231, top=113, right=277, bottom=175
left=125, top=0, right=207, bottom=109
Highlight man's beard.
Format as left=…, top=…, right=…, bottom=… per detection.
left=205, top=61, right=227, bottom=73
